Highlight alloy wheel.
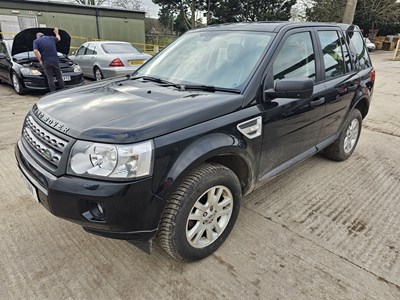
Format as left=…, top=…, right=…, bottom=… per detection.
left=186, top=185, right=233, bottom=248
left=12, top=73, right=20, bottom=93
left=95, top=69, right=103, bottom=81
left=344, top=119, right=360, bottom=154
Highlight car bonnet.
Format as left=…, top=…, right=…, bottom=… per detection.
left=12, top=27, right=71, bottom=56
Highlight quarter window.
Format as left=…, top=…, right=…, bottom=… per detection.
left=273, top=32, right=316, bottom=81
left=318, top=31, right=346, bottom=80
left=348, top=31, right=372, bottom=69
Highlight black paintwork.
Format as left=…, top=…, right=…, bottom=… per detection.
left=15, top=22, right=374, bottom=247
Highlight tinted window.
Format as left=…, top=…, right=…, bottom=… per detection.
left=318, top=31, right=346, bottom=79
left=273, top=32, right=316, bottom=81
left=86, top=43, right=97, bottom=55
left=348, top=31, right=372, bottom=69
left=101, top=43, right=140, bottom=54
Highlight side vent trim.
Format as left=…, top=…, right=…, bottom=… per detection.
left=237, top=116, right=262, bottom=139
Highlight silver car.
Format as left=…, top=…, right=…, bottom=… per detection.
left=70, top=41, right=152, bottom=80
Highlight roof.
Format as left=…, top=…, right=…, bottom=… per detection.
left=192, top=22, right=358, bottom=33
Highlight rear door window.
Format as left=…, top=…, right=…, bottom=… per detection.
left=273, top=32, right=316, bottom=81
left=317, top=30, right=347, bottom=80
left=86, top=43, right=97, bottom=55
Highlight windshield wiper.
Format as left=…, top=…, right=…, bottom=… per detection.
left=182, top=84, right=241, bottom=94
left=141, top=76, right=183, bottom=89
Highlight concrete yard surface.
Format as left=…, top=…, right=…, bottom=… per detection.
left=0, top=52, right=399, bottom=299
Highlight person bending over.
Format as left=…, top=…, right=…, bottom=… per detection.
left=33, top=28, right=65, bottom=92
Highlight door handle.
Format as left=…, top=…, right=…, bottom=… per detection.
left=310, top=97, right=325, bottom=107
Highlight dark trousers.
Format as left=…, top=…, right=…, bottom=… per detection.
left=42, top=62, right=65, bottom=92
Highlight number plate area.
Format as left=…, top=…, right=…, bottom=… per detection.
left=19, top=171, right=39, bottom=203
left=54, top=76, right=71, bottom=82
left=128, top=60, right=144, bottom=66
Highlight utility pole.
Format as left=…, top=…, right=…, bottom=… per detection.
left=343, top=0, right=358, bottom=24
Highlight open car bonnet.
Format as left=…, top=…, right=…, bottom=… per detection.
left=12, top=28, right=71, bottom=56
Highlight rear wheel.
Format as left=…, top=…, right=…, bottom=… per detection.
left=323, top=108, right=362, bottom=161
left=158, top=163, right=242, bottom=261
left=12, top=72, right=26, bottom=95
left=94, top=67, right=104, bottom=81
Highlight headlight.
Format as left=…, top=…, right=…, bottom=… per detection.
left=68, top=140, right=154, bottom=179
left=20, top=67, right=42, bottom=76
left=73, top=64, right=82, bottom=73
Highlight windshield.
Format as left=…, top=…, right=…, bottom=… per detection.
left=101, top=43, right=140, bottom=54
left=135, top=31, right=274, bottom=89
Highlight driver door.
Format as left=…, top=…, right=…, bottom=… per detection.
left=258, top=29, right=327, bottom=180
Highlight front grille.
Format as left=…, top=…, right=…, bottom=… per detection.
left=22, top=116, right=68, bottom=167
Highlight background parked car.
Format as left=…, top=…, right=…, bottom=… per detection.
left=0, top=28, right=84, bottom=95
left=364, top=37, right=376, bottom=51
left=69, top=41, right=152, bottom=80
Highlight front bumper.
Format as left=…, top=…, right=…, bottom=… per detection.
left=22, top=72, right=84, bottom=90
left=15, top=141, right=165, bottom=242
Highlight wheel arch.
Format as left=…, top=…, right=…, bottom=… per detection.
left=154, top=133, right=256, bottom=201
left=354, top=97, right=369, bottom=119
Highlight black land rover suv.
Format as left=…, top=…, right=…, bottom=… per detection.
left=15, top=22, right=375, bottom=261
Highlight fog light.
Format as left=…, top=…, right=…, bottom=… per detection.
left=88, top=201, right=105, bottom=220
left=97, top=202, right=104, bottom=215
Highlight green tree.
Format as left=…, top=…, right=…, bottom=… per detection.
left=306, top=0, right=400, bottom=34
left=354, top=0, right=400, bottom=32
left=211, top=0, right=296, bottom=24
left=158, top=6, right=175, bottom=33
left=209, top=0, right=243, bottom=23
left=305, top=0, right=345, bottom=22
left=153, top=0, right=203, bottom=29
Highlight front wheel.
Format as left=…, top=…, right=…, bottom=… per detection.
left=158, top=163, right=242, bottom=261
left=12, top=72, right=26, bottom=95
left=323, top=108, right=363, bottom=161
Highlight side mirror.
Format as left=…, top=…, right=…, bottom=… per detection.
left=0, top=53, right=6, bottom=60
left=265, top=78, right=314, bottom=100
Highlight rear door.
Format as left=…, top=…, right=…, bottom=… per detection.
left=315, top=28, right=360, bottom=146
left=258, top=28, right=327, bottom=179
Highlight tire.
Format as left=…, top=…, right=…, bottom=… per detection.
left=94, top=67, right=104, bottom=81
left=158, top=163, right=242, bottom=261
left=11, top=72, right=26, bottom=95
left=323, top=108, right=362, bottom=161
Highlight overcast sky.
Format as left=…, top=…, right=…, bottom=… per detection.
left=141, top=0, right=160, bottom=18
